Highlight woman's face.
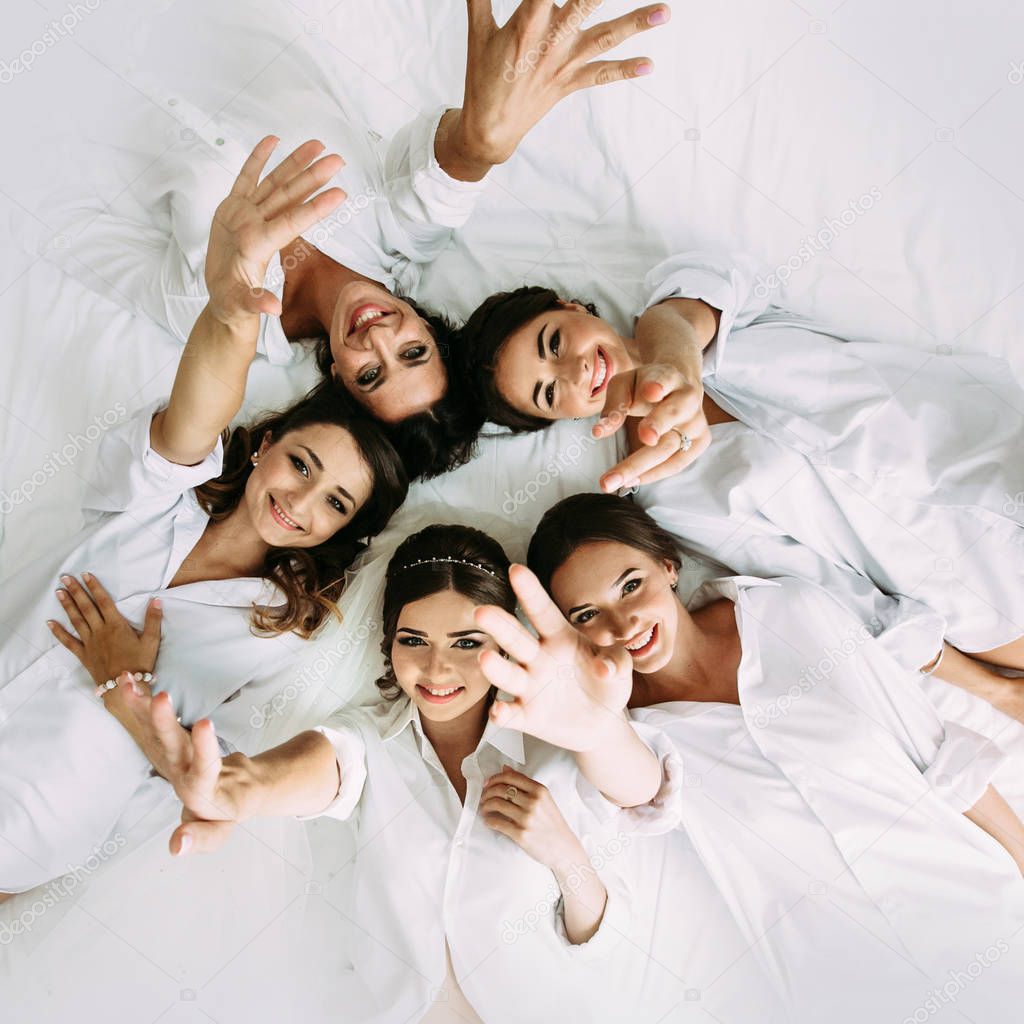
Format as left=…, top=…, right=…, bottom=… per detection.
left=549, top=540, right=679, bottom=674
left=244, top=423, right=374, bottom=548
left=494, top=303, right=635, bottom=421
left=390, top=588, right=500, bottom=723
left=328, top=280, right=447, bottom=422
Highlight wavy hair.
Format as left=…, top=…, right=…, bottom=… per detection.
left=195, top=381, right=408, bottom=639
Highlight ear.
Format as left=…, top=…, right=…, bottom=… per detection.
left=663, top=559, right=679, bottom=588
left=558, top=300, right=589, bottom=315
left=258, top=431, right=273, bottom=456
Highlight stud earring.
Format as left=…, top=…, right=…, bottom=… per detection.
left=250, top=451, right=260, bottom=467
left=670, top=581, right=678, bottom=591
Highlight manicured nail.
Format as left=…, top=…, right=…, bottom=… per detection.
left=648, top=8, right=669, bottom=25
left=635, top=62, right=654, bottom=76
left=60, top=575, right=72, bottom=584
left=152, top=598, right=162, bottom=609
left=177, top=834, right=193, bottom=856
left=46, top=620, right=56, bottom=629
left=82, top=571, right=93, bottom=580
left=604, top=473, right=623, bottom=491
left=56, top=590, right=67, bottom=601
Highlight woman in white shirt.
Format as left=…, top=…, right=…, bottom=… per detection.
left=526, top=492, right=1024, bottom=1023
left=458, top=252, right=1024, bottom=717
left=0, top=139, right=407, bottom=897
left=109, top=523, right=683, bottom=1024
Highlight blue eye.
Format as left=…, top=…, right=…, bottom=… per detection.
left=290, top=455, right=309, bottom=477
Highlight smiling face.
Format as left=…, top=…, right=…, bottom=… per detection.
left=243, top=422, right=375, bottom=548
left=390, top=588, right=501, bottom=723
left=550, top=540, right=680, bottom=674
left=328, top=280, right=448, bottom=422
left=493, top=303, right=635, bottom=421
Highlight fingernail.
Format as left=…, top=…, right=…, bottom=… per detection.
left=177, top=834, right=193, bottom=856
left=152, top=598, right=162, bottom=609
left=82, top=571, right=93, bottom=580
left=635, top=61, right=654, bottom=76
left=604, top=474, right=623, bottom=491
left=46, top=620, right=55, bottom=629
left=648, top=8, right=669, bottom=25
left=56, top=590, right=67, bottom=600
left=60, top=575, right=72, bottom=584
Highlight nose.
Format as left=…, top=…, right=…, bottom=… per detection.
left=609, top=610, right=641, bottom=646
left=424, top=646, right=457, bottom=684
left=573, top=352, right=590, bottom=392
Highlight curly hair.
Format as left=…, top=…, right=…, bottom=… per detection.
left=374, top=524, right=516, bottom=699
left=458, top=285, right=600, bottom=432
left=527, top=493, right=682, bottom=595
left=315, top=296, right=484, bottom=480
left=195, top=381, right=408, bottom=639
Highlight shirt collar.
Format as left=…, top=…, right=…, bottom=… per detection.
left=380, top=698, right=525, bottom=765
left=687, top=574, right=780, bottom=611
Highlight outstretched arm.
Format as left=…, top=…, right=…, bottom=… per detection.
left=151, top=138, right=346, bottom=466
left=964, top=786, right=1024, bottom=876
left=433, top=1, right=671, bottom=182
left=475, top=564, right=661, bottom=807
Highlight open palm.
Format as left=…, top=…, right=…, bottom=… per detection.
left=475, top=564, right=634, bottom=752
left=204, top=136, right=346, bottom=329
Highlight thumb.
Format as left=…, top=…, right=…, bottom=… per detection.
left=142, top=598, right=163, bottom=644
left=594, top=374, right=636, bottom=438
left=245, top=285, right=283, bottom=318
left=490, top=699, right=519, bottom=729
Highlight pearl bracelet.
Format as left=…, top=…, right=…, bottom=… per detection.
left=95, top=671, right=154, bottom=699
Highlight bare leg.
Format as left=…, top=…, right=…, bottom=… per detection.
left=932, top=644, right=1024, bottom=725
left=972, top=635, right=1024, bottom=673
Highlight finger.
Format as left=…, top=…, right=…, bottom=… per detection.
left=636, top=399, right=704, bottom=447
left=482, top=811, right=522, bottom=843
left=489, top=697, right=528, bottom=732
left=116, top=669, right=152, bottom=702
left=465, top=0, right=498, bottom=36
left=600, top=428, right=688, bottom=491
left=55, top=586, right=90, bottom=638
left=142, top=598, right=163, bottom=648
left=250, top=138, right=324, bottom=204
left=232, top=136, right=281, bottom=197
left=189, top=719, right=222, bottom=783
left=258, top=152, right=345, bottom=220
left=151, top=691, right=190, bottom=761
left=636, top=430, right=712, bottom=486
left=264, top=187, right=348, bottom=253
left=633, top=365, right=686, bottom=409
left=80, top=571, right=118, bottom=618
left=46, top=619, right=84, bottom=658
left=244, top=284, right=285, bottom=319
left=479, top=649, right=531, bottom=697
left=170, top=818, right=235, bottom=856
left=474, top=605, right=540, bottom=664
left=574, top=5, right=669, bottom=61
left=484, top=767, right=539, bottom=793
left=573, top=57, right=655, bottom=91
left=508, top=563, right=571, bottom=640
left=480, top=796, right=530, bottom=828
left=60, top=575, right=105, bottom=629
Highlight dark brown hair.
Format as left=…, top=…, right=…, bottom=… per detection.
left=315, top=297, right=484, bottom=479
left=527, top=493, right=682, bottom=594
left=195, top=381, right=408, bottom=639
left=375, top=524, right=515, bottom=698
left=458, top=286, right=600, bottom=432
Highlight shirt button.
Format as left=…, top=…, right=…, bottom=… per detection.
left=168, top=98, right=178, bottom=106
left=454, top=836, right=464, bottom=847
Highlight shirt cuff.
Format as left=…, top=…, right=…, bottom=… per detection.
left=297, top=724, right=368, bottom=822
left=551, top=872, right=629, bottom=961
left=576, top=721, right=684, bottom=836
left=923, top=721, right=1006, bottom=813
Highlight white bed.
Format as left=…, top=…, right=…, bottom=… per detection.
left=2, top=1, right=1024, bottom=1020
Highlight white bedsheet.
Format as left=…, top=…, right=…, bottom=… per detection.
left=3, top=1, right=1024, bottom=1021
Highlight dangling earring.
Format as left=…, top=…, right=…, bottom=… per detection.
left=250, top=451, right=260, bottom=467
left=670, top=581, right=678, bottom=591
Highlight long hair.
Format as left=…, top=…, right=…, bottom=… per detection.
left=374, top=524, right=516, bottom=699
left=458, top=286, right=600, bottom=432
left=195, top=381, right=408, bottom=638
left=315, top=297, right=484, bottom=479
left=527, top=493, right=681, bottom=594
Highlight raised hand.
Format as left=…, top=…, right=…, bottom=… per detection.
left=204, top=137, right=346, bottom=329
left=48, top=573, right=162, bottom=687
left=454, top=0, right=670, bottom=169
left=474, top=564, right=634, bottom=752
left=595, top=365, right=710, bottom=492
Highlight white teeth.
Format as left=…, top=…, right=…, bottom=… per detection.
left=424, top=686, right=460, bottom=697
left=624, top=625, right=655, bottom=652
left=271, top=498, right=300, bottom=530
left=352, top=309, right=387, bottom=332
left=592, top=351, right=607, bottom=394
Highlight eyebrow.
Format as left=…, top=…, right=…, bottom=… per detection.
left=299, top=445, right=354, bottom=506
left=567, top=568, right=641, bottom=617
left=395, top=627, right=485, bottom=638
left=397, top=626, right=426, bottom=636
left=363, top=349, right=433, bottom=393
left=531, top=326, right=548, bottom=410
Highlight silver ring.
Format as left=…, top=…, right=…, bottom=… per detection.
left=671, top=428, right=693, bottom=453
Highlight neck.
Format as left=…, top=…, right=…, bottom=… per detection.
left=202, top=504, right=273, bottom=578
left=419, top=692, right=491, bottom=765
left=622, top=333, right=642, bottom=369
left=279, top=238, right=372, bottom=341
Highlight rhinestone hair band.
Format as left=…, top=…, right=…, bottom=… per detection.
left=393, top=556, right=499, bottom=578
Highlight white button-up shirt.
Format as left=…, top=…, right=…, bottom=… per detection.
left=308, top=698, right=682, bottom=1024
left=637, top=251, right=1024, bottom=657
left=0, top=402, right=304, bottom=892
left=636, top=574, right=1024, bottom=1022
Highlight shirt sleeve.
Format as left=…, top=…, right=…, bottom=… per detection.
left=82, top=399, right=223, bottom=515
left=637, top=251, right=774, bottom=377
left=550, top=864, right=631, bottom=961
left=922, top=721, right=1007, bottom=814
left=574, top=720, right=683, bottom=836
left=297, top=716, right=369, bottom=822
